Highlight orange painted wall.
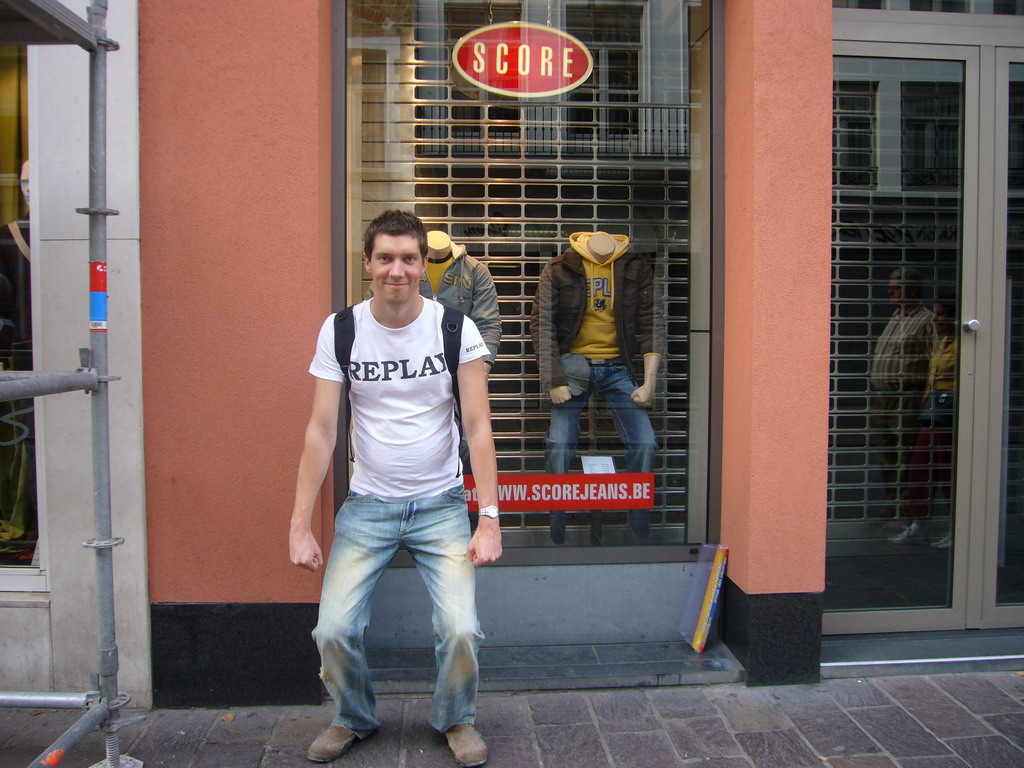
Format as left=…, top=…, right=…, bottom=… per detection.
left=139, top=0, right=832, bottom=603
left=140, top=0, right=333, bottom=603
left=721, top=0, right=832, bottom=595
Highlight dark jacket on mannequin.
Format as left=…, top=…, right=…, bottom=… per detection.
left=530, top=238, right=657, bottom=392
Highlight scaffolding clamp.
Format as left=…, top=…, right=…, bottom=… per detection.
left=77, top=351, right=119, bottom=385
left=75, top=206, right=120, bottom=216
left=98, top=646, right=118, bottom=677
left=106, top=692, right=132, bottom=712
left=108, top=713, right=146, bottom=732
left=82, top=537, right=125, bottom=549
left=98, top=36, right=119, bottom=51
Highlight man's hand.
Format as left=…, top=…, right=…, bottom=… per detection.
left=550, top=385, right=572, bottom=405
left=631, top=382, right=654, bottom=407
left=467, top=518, right=502, bottom=566
left=290, top=525, right=323, bottom=572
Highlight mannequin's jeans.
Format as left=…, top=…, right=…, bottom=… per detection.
left=545, top=360, right=657, bottom=475
left=312, top=486, right=482, bottom=737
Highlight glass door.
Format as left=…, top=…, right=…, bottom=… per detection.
left=826, top=44, right=978, bottom=632
left=825, top=39, right=1024, bottom=632
left=975, top=48, right=1024, bottom=626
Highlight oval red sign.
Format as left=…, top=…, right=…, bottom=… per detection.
left=452, top=21, right=593, bottom=98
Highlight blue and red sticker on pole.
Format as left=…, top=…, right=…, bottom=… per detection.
left=90, top=261, right=107, bottom=332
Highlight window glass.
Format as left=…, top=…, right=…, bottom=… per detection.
left=834, top=0, right=1024, bottom=14
left=827, top=56, right=964, bottom=611
left=0, top=46, right=36, bottom=570
left=345, top=0, right=710, bottom=548
left=998, top=63, right=1024, bottom=606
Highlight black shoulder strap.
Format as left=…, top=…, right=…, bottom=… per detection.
left=334, top=306, right=355, bottom=376
left=442, top=305, right=464, bottom=419
left=333, top=307, right=355, bottom=461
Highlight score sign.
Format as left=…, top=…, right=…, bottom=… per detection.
left=452, top=21, right=594, bottom=98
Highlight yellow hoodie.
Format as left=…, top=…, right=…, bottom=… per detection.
left=568, top=231, right=630, bottom=359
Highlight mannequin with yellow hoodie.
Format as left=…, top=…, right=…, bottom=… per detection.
left=530, top=231, right=660, bottom=544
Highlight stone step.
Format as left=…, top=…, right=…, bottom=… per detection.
left=368, top=640, right=745, bottom=694
left=822, top=627, right=1024, bottom=679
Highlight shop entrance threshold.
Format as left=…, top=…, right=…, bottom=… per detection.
left=369, top=641, right=744, bottom=695
left=821, top=628, right=1024, bottom=679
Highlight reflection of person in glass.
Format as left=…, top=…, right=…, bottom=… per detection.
left=893, top=293, right=957, bottom=548
left=530, top=231, right=659, bottom=545
left=869, top=268, right=937, bottom=520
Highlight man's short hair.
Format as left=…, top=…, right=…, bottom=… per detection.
left=363, top=210, right=428, bottom=259
left=889, top=267, right=924, bottom=299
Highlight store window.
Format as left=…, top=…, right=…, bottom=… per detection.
left=834, top=0, right=1024, bottom=14
left=344, top=0, right=711, bottom=549
left=0, top=46, right=36, bottom=575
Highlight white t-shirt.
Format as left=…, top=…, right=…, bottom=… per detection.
left=309, top=298, right=488, bottom=501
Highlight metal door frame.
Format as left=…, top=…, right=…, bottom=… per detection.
left=973, top=46, right=1024, bottom=628
left=827, top=10, right=1024, bottom=634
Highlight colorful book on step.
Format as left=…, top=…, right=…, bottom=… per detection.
left=679, top=544, right=729, bottom=653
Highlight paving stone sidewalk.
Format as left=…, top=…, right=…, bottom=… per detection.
left=2, top=672, right=1024, bottom=768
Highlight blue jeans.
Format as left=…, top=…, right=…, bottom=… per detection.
left=312, top=486, right=482, bottom=737
left=545, top=360, right=657, bottom=475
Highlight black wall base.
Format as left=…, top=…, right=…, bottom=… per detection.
left=151, top=602, right=322, bottom=708
left=721, top=579, right=822, bottom=686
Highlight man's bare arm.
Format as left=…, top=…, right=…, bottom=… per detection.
left=289, top=377, right=343, bottom=572
left=459, top=356, right=502, bottom=566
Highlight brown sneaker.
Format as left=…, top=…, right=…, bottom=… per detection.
left=444, top=723, right=488, bottom=767
left=307, top=725, right=357, bottom=763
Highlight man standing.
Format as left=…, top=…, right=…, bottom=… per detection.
left=289, top=210, right=502, bottom=766
left=869, top=267, right=937, bottom=520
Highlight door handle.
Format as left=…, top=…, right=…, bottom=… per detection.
left=962, top=319, right=981, bottom=332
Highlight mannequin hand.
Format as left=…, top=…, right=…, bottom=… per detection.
left=631, top=383, right=654, bottom=407
left=550, top=385, right=572, bottom=405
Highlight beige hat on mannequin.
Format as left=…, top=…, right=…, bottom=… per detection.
left=427, top=230, right=453, bottom=262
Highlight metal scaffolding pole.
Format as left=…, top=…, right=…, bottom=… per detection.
left=0, top=369, right=99, bottom=399
left=25, top=701, right=110, bottom=768
left=0, top=691, right=92, bottom=709
left=77, top=3, right=142, bottom=767
left=0, top=2, right=143, bottom=766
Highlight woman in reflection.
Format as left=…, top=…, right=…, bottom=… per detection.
left=892, top=293, right=957, bottom=549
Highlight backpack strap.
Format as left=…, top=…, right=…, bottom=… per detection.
left=333, top=307, right=356, bottom=462
left=442, top=305, right=466, bottom=476
left=442, top=305, right=464, bottom=421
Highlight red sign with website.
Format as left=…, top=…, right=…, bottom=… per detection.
left=463, top=473, right=654, bottom=512
left=452, top=21, right=594, bottom=98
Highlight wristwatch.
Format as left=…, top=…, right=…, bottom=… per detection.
left=478, top=505, right=500, bottom=519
